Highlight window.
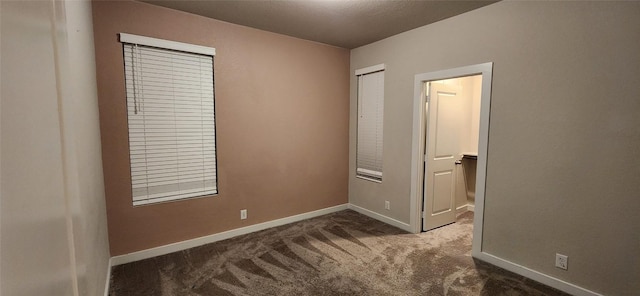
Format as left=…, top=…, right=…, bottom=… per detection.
left=120, top=33, right=217, bottom=206
left=356, top=64, right=384, bottom=182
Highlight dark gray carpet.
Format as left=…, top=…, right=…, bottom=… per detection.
left=109, top=210, right=569, bottom=296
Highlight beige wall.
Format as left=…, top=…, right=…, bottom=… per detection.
left=440, top=75, right=480, bottom=210
left=470, top=75, right=482, bottom=155
left=64, top=1, right=111, bottom=294
left=92, top=1, right=350, bottom=256
left=436, top=75, right=481, bottom=156
left=1, top=2, right=74, bottom=294
left=350, top=2, right=639, bottom=295
left=1, top=0, right=110, bottom=295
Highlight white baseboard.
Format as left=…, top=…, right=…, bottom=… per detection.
left=347, top=204, right=412, bottom=232
left=456, top=204, right=475, bottom=215
left=111, top=204, right=349, bottom=266
left=474, top=252, right=602, bottom=296
left=103, top=257, right=112, bottom=296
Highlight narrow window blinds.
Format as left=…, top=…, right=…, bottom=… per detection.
left=121, top=33, right=217, bottom=206
left=356, top=65, right=384, bottom=182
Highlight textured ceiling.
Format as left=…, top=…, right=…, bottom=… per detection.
left=140, top=0, right=497, bottom=49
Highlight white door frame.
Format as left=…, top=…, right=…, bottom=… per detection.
left=409, top=62, right=493, bottom=258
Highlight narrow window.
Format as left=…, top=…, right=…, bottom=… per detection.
left=356, top=64, right=384, bottom=182
left=120, top=33, right=217, bottom=206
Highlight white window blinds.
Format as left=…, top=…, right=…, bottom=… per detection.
left=356, top=65, right=384, bottom=182
left=121, top=33, right=217, bottom=206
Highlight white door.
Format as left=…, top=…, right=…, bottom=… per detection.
left=423, top=83, right=461, bottom=231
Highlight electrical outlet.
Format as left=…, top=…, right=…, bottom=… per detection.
left=240, top=209, right=247, bottom=220
left=385, top=201, right=390, bottom=210
left=555, top=253, right=568, bottom=270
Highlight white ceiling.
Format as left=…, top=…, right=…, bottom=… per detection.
left=140, top=0, right=497, bottom=49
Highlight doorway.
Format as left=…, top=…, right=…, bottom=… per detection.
left=422, top=76, right=482, bottom=231
left=409, top=63, right=493, bottom=258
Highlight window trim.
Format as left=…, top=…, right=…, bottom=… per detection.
left=119, top=33, right=216, bottom=56
left=355, top=63, right=384, bottom=76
